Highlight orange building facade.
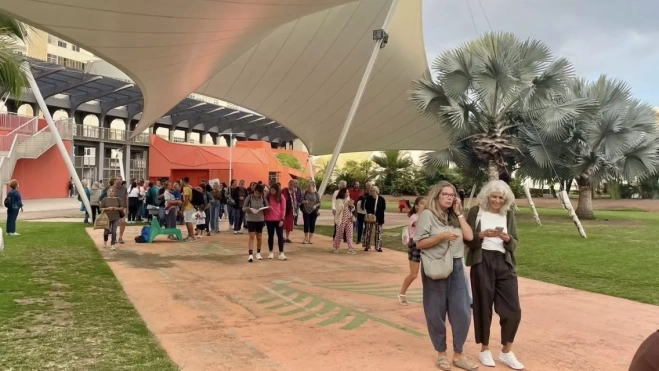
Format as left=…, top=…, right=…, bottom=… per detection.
left=148, top=135, right=310, bottom=186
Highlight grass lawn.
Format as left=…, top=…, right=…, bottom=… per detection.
left=306, top=207, right=659, bottom=306
left=0, top=222, right=178, bottom=371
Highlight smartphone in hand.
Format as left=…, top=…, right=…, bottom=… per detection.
left=495, top=227, right=504, bottom=232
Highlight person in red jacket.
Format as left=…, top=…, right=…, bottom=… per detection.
left=348, top=182, right=363, bottom=228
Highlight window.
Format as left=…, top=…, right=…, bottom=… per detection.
left=48, top=35, right=58, bottom=45
left=57, top=40, right=67, bottom=48
left=47, top=54, right=57, bottom=64
left=71, top=44, right=80, bottom=52
left=268, top=172, right=280, bottom=185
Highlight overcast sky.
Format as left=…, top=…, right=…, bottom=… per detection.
left=422, top=0, right=659, bottom=106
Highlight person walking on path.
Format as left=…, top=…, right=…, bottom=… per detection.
left=264, top=183, right=287, bottom=260
left=333, top=188, right=357, bottom=254
left=398, top=196, right=426, bottom=305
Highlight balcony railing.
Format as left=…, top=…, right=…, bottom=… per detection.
left=0, top=112, right=36, bottom=132
left=130, top=159, right=147, bottom=169
left=73, top=124, right=150, bottom=145
left=73, top=155, right=96, bottom=167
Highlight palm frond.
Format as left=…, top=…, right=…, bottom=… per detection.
left=410, top=73, right=449, bottom=121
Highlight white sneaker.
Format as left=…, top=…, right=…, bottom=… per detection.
left=13, top=232, right=20, bottom=236
left=256, top=252, right=263, bottom=260
left=234, top=231, right=239, bottom=235
left=248, top=254, right=254, bottom=262
left=268, top=252, right=274, bottom=259
left=278, top=253, right=287, bottom=261
left=499, top=352, right=524, bottom=370
left=110, top=245, right=116, bottom=251
left=479, top=350, right=496, bottom=367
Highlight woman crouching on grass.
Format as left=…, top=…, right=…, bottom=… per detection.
left=100, top=186, right=122, bottom=251
left=243, top=184, right=269, bottom=263
left=397, top=196, right=426, bottom=305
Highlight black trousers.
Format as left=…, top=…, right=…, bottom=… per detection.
left=265, top=221, right=285, bottom=252
left=470, top=250, right=521, bottom=346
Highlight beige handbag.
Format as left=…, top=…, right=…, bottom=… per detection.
left=94, top=212, right=110, bottom=230
left=420, top=242, right=454, bottom=280
left=365, top=196, right=379, bottom=224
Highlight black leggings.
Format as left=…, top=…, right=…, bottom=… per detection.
left=265, top=221, right=285, bottom=252
left=302, top=211, right=318, bottom=233
left=128, top=198, right=140, bottom=222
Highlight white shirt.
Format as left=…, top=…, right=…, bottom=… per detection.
left=481, top=211, right=507, bottom=254
left=128, top=186, right=139, bottom=198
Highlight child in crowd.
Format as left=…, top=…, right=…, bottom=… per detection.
left=194, top=207, right=206, bottom=237
left=398, top=196, right=426, bottom=306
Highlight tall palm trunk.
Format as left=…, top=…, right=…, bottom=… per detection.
left=575, top=177, right=595, bottom=220
left=487, top=160, right=499, bottom=181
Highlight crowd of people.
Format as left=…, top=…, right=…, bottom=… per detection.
left=6, top=175, right=658, bottom=369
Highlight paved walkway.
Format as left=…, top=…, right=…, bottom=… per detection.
left=86, top=226, right=659, bottom=371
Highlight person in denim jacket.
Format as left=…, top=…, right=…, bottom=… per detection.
left=5, top=179, right=24, bottom=236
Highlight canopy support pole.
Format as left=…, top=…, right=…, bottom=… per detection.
left=25, top=64, right=92, bottom=214
left=317, top=0, right=401, bottom=196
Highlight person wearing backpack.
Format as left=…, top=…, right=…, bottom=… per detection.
left=5, top=179, right=23, bottom=236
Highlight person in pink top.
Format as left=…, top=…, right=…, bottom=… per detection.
left=264, top=183, right=287, bottom=261
left=398, top=196, right=426, bottom=305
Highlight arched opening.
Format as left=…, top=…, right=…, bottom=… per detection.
left=52, top=109, right=69, bottom=120
left=83, top=114, right=99, bottom=127
left=17, top=104, right=34, bottom=116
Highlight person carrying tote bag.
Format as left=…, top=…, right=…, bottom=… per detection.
left=413, top=181, right=477, bottom=371
left=362, top=185, right=385, bottom=252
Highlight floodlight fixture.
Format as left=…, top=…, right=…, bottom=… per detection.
left=373, top=29, right=389, bottom=49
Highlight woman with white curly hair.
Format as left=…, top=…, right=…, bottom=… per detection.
left=465, top=180, right=524, bottom=370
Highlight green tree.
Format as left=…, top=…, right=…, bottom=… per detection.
left=372, top=150, right=413, bottom=191
left=335, top=159, right=378, bottom=186
left=0, top=15, right=31, bottom=99
left=517, top=76, right=659, bottom=219
left=412, top=32, right=591, bottom=182
left=389, top=168, right=429, bottom=196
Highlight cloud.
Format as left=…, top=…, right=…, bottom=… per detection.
left=422, top=0, right=659, bottom=105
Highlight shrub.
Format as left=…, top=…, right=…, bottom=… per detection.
left=276, top=153, right=303, bottom=170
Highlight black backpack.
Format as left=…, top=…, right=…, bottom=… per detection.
left=4, top=197, right=11, bottom=208
left=190, top=187, right=205, bottom=207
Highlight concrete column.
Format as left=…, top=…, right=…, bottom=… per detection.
left=184, top=129, right=192, bottom=142
left=98, top=141, right=105, bottom=182
left=169, top=128, right=175, bottom=142
left=210, top=133, right=218, bottom=145
left=125, top=144, right=132, bottom=180
left=143, top=150, right=149, bottom=180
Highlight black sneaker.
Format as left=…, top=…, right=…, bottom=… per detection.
left=376, top=248, right=383, bottom=252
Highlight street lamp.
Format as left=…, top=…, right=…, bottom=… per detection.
left=227, top=132, right=235, bottom=182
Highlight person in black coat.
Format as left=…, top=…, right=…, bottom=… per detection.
left=362, top=185, right=386, bottom=252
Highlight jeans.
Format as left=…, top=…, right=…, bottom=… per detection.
left=219, top=202, right=225, bottom=220
left=293, top=205, right=300, bottom=226
left=233, top=207, right=244, bottom=232
left=6, top=207, right=18, bottom=233
left=158, top=206, right=166, bottom=226
left=265, top=220, right=285, bottom=252
left=103, top=219, right=120, bottom=244
left=356, top=213, right=365, bottom=242
left=204, top=209, right=210, bottom=232
left=302, top=211, right=318, bottom=233
left=210, top=201, right=221, bottom=231
left=227, top=204, right=235, bottom=226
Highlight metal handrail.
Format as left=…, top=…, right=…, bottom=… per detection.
left=0, top=112, right=36, bottom=132
left=0, top=116, right=38, bottom=151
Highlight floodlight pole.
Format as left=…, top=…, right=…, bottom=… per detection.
left=317, top=0, right=401, bottom=197
left=228, top=133, right=234, bottom=182
left=24, top=64, right=92, bottom=214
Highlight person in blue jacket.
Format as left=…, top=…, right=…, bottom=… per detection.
left=6, top=179, right=23, bottom=236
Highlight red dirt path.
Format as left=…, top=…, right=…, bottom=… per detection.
left=88, top=226, right=659, bottom=371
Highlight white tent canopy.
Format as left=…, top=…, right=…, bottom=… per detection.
left=0, top=0, right=448, bottom=155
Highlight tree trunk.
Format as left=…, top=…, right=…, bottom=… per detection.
left=558, top=190, right=587, bottom=238
left=575, top=182, right=595, bottom=220
left=523, top=184, right=541, bottom=225
left=487, top=160, right=499, bottom=181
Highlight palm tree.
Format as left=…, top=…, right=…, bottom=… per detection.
left=0, top=14, right=30, bottom=100
left=371, top=150, right=413, bottom=191
left=412, top=32, right=592, bottom=182
left=517, top=76, right=659, bottom=219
